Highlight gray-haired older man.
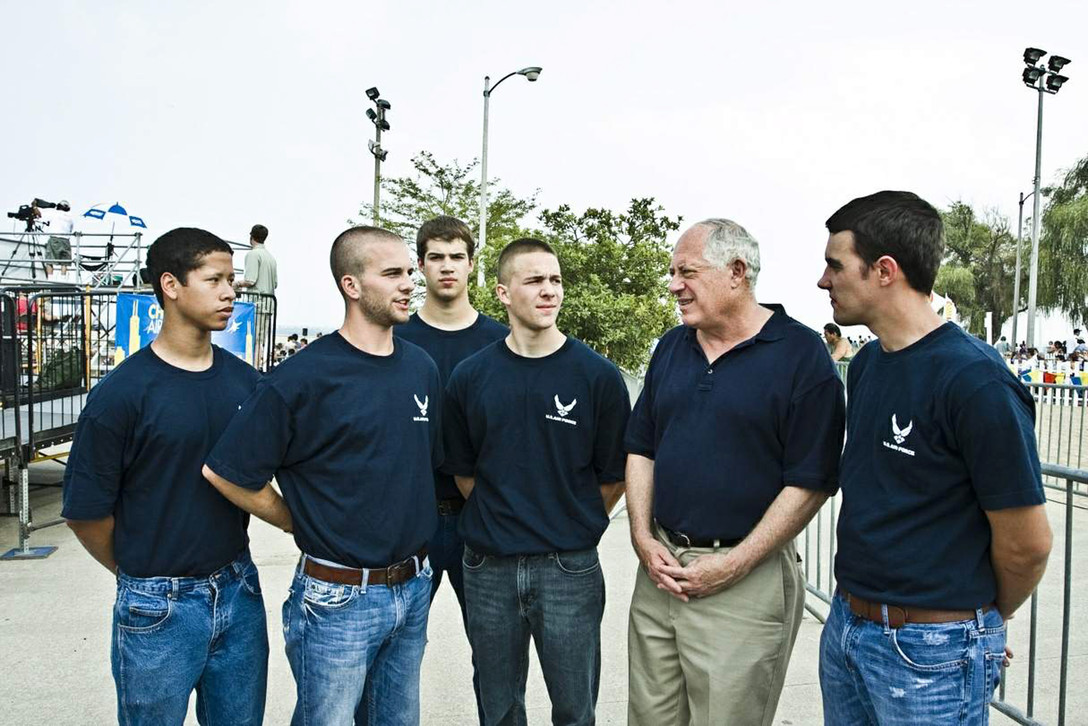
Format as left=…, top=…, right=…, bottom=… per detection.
left=625, top=220, right=846, bottom=725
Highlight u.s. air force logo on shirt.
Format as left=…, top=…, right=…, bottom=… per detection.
left=882, top=413, right=915, bottom=456
left=413, top=394, right=429, bottom=422
left=546, top=394, right=578, bottom=426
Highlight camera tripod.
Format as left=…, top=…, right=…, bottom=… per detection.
left=0, top=224, right=49, bottom=281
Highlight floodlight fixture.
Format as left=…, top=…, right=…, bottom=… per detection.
left=1023, top=67, right=1044, bottom=86
left=1023, top=47, right=1046, bottom=66
left=380, top=119, right=390, bottom=131
left=366, top=87, right=380, bottom=101
left=1046, top=74, right=1069, bottom=92
left=366, top=108, right=377, bottom=122
left=1048, top=55, right=1071, bottom=73
left=376, top=99, right=391, bottom=110
left=518, top=66, right=543, bottom=81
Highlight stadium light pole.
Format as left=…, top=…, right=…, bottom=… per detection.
left=1021, top=48, right=1071, bottom=349
left=1011, top=189, right=1035, bottom=348
left=477, top=66, right=542, bottom=288
left=366, top=87, right=391, bottom=226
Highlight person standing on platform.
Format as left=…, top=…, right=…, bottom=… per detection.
left=443, top=238, right=630, bottom=726
left=203, top=226, right=443, bottom=726
left=625, top=219, right=845, bottom=726
left=816, top=191, right=1052, bottom=725
left=388, top=214, right=505, bottom=724
left=235, top=224, right=277, bottom=295
left=62, top=228, right=271, bottom=725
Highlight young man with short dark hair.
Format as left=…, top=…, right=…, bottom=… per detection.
left=203, top=225, right=443, bottom=726
left=443, top=238, right=630, bottom=725
left=388, top=214, right=505, bottom=723
left=816, top=191, right=1052, bottom=724
left=63, top=228, right=270, bottom=725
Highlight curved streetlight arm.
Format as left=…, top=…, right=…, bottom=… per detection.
left=485, top=70, right=521, bottom=97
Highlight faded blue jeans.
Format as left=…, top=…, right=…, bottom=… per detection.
left=462, top=545, right=605, bottom=726
left=820, top=592, right=1006, bottom=725
left=111, top=550, right=269, bottom=726
left=283, top=558, right=432, bottom=726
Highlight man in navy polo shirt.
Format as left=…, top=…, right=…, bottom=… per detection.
left=443, top=238, right=630, bottom=726
left=625, top=219, right=845, bottom=726
left=63, top=228, right=272, bottom=725
left=203, top=226, right=443, bottom=726
left=816, top=191, right=1052, bottom=724
left=389, top=214, right=505, bottom=723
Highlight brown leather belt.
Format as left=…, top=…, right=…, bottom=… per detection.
left=302, top=547, right=427, bottom=587
left=843, top=590, right=993, bottom=629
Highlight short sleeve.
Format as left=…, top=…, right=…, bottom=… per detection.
left=205, top=380, right=294, bottom=490
left=243, top=250, right=259, bottom=284
left=782, top=376, right=845, bottom=492
left=954, top=379, right=1045, bottom=510
left=624, top=352, right=658, bottom=458
left=61, top=413, right=127, bottom=520
left=594, top=367, right=631, bottom=483
left=440, top=372, right=476, bottom=477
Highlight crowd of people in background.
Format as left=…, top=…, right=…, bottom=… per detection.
left=992, top=327, right=1088, bottom=366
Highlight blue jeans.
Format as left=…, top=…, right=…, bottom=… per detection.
left=283, top=558, right=432, bottom=726
left=820, top=592, right=1006, bottom=725
left=111, top=550, right=269, bottom=726
left=462, top=545, right=605, bottom=726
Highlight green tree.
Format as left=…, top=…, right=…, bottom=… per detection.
left=933, top=202, right=1017, bottom=336
left=473, top=199, right=681, bottom=372
left=353, top=149, right=538, bottom=258
left=352, top=151, right=680, bottom=372
left=1038, top=155, right=1088, bottom=325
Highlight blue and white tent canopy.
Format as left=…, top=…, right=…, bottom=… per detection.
left=83, top=202, right=146, bottom=229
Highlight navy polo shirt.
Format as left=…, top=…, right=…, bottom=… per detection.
left=835, top=323, right=1045, bottom=610
left=206, top=332, right=443, bottom=569
left=395, top=312, right=507, bottom=500
left=442, top=337, right=630, bottom=556
left=62, top=346, right=261, bottom=578
left=625, top=305, right=845, bottom=540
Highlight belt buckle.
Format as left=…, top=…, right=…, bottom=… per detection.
left=675, top=530, right=692, bottom=547
left=390, top=557, right=415, bottom=582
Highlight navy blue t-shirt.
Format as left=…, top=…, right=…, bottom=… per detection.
left=443, top=336, right=630, bottom=556
left=206, top=332, right=443, bottom=568
left=61, top=346, right=261, bottom=578
left=625, top=306, right=845, bottom=540
left=395, top=312, right=507, bottom=500
left=835, top=323, right=1045, bottom=610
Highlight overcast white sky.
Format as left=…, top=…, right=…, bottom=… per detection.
left=3, top=1, right=1085, bottom=335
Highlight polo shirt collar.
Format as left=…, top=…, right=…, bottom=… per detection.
left=683, top=303, right=790, bottom=347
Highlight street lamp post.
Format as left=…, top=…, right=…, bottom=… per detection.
left=477, top=66, right=542, bottom=288
left=1011, top=189, right=1035, bottom=348
left=1020, top=48, right=1071, bottom=349
left=365, top=87, right=391, bottom=226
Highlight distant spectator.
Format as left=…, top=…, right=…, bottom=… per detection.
left=1067, top=329, right=1081, bottom=355
left=299, top=337, right=308, bottom=349
left=995, top=336, right=1011, bottom=356
left=235, top=224, right=278, bottom=295
left=823, top=323, right=853, bottom=361
left=1075, top=339, right=1088, bottom=356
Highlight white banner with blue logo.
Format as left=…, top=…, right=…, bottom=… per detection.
left=114, top=293, right=257, bottom=366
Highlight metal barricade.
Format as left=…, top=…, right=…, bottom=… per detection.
left=234, top=290, right=278, bottom=372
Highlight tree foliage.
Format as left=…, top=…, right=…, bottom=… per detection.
left=353, top=150, right=680, bottom=372
left=353, top=150, right=538, bottom=253
left=1038, top=155, right=1088, bottom=325
left=933, top=202, right=1018, bottom=336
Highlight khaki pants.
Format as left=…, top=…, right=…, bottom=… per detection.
left=628, top=526, right=805, bottom=726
